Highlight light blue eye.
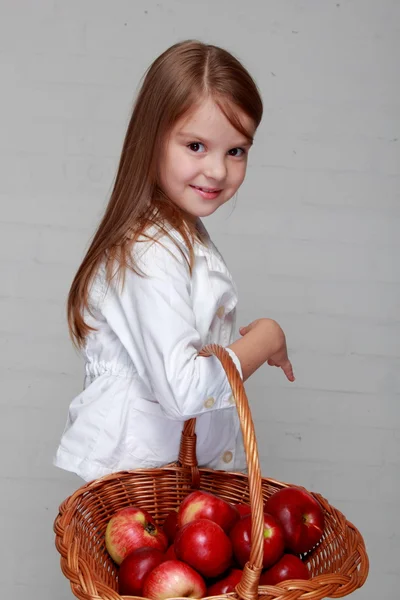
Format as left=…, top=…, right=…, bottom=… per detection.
left=188, top=142, right=206, bottom=153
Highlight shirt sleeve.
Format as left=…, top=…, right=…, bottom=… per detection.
left=103, top=237, right=243, bottom=421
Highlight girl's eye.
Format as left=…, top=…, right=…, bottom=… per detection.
left=228, top=147, right=246, bottom=157
left=188, top=142, right=206, bottom=153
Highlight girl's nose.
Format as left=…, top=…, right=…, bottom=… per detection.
left=203, top=156, right=227, bottom=183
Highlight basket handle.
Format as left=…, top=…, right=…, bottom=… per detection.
left=177, top=344, right=264, bottom=600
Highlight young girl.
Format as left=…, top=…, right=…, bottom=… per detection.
left=54, top=40, right=295, bottom=483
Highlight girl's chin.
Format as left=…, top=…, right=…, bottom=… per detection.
left=192, top=205, right=220, bottom=218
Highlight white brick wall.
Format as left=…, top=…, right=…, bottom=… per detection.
left=1, top=1, right=398, bottom=598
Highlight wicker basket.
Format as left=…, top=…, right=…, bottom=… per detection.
left=54, top=344, right=369, bottom=600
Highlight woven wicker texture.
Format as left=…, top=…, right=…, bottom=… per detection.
left=54, top=344, right=369, bottom=600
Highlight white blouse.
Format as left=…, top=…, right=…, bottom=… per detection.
left=54, top=220, right=246, bottom=482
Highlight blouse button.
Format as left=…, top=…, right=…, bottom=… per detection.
left=222, top=451, right=233, bottom=463
left=216, top=305, right=225, bottom=319
left=228, top=394, right=235, bottom=405
left=204, top=397, right=215, bottom=409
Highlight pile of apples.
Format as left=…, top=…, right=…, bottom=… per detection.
left=105, top=486, right=325, bottom=599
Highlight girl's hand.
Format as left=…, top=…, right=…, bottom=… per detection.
left=239, top=319, right=295, bottom=382
left=239, top=318, right=269, bottom=336
left=267, top=341, right=295, bottom=382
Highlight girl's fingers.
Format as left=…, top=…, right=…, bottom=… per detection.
left=282, top=361, right=295, bottom=382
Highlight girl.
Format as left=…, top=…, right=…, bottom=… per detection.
left=54, top=40, right=294, bottom=483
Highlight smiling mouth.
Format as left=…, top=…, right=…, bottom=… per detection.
left=190, top=185, right=222, bottom=193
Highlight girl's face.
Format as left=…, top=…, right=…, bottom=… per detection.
left=158, top=97, right=255, bottom=221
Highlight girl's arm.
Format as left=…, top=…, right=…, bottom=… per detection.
left=228, top=318, right=295, bottom=383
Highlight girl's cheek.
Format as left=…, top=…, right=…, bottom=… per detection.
left=181, top=156, right=199, bottom=179
left=230, top=166, right=246, bottom=190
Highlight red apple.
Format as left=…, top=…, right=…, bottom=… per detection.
left=143, top=559, right=206, bottom=600
left=207, top=568, right=243, bottom=595
left=164, top=544, right=177, bottom=560
left=105, top=506, right=168, bottom=564
left=118, top=547, right=165, bottom=596
left=264, top=487, right=325, bottom=554
left=178, top=490, right=240, bottom=533
left=175, top=518, right=233, bottom=578
left=233, top=503, right=252, bottom=518
left=260, top=554, right=310, bottom=585
left=229, top=512, right=285, bottom=569
left=162, top=508, right=179, bottom=544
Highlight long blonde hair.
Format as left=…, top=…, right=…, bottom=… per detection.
left=68, top=40, right=263, bottom=347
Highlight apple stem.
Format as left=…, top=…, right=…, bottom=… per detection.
left=145, top=523, right=157, bottom=535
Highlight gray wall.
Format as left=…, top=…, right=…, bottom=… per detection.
left=1, top=1, right=399, bottom=598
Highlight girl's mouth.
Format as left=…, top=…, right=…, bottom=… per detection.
left=190, top=185, right=222, bottom=199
